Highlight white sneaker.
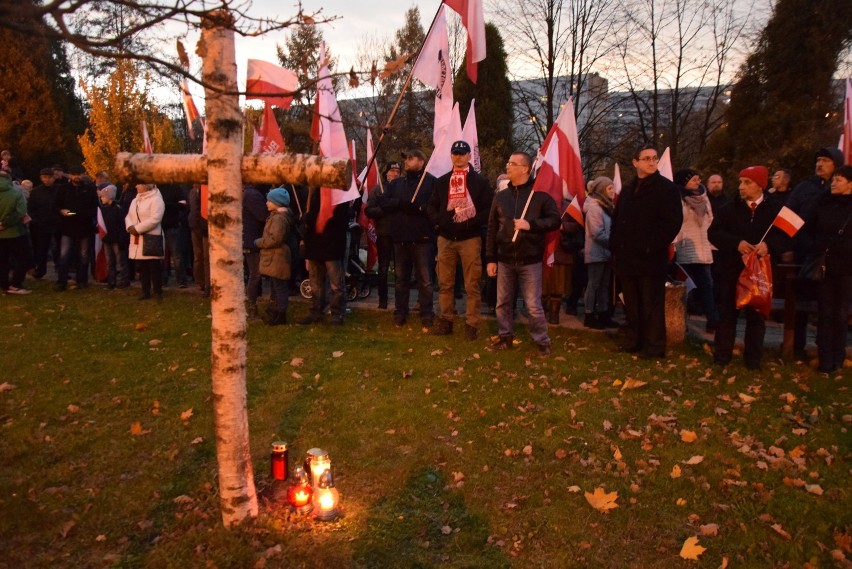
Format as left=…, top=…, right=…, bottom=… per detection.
left=6, top=286, right=32, bottom=295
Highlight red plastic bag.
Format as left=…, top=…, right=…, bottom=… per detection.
left=736, top=251, right=773, bottom=318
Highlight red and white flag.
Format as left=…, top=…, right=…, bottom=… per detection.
left=358, top=128, right=379, bottom=192
left=413, top=5, right=453, bottom=147
left=355, top=135, right=378, bottom=271
left=841, top=78, right=852, bottom=164
left=564, top=195, right=584, bottom=227
left=94, top=207, right=109, bottom=282
left=245, top=59, right=298, bottom=110
left=256, top=102, right=286, bottom=153
left=425, top=102, right=463, bottom=178
left=443, top=0, right=486, bottom=83
left=532, top=98, right=585, bottom=266
left=461, top=99, right=480, bottom=172
left=141, top=120, right=153, bottom=154
left=180, top=79, right=201, bottom=139
left=772, top=205, right=805, bottom=237
left=658, top=147, right=673, bottom=181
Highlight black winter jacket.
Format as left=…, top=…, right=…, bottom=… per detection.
left=427, top=165, right=494, bottom=241
left=27, top=183, right=61, bottom=233
left=302, top=188, right=348, bottom=262
left=486, top=179, right=560, bottom=266
left=807, top=193, right=852, bottom=277
left=242, top=185, right=268, bottom=251
left=99, top=201, right=130, bottom=245
left=378, top=169, right=436, bottom=243
left=55, top=180, right=98, bottom=239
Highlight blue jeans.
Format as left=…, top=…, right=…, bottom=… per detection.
left=584, top=262, right=612, bottom=313
left=496, top=261, right=550, bottom=347
left=308, top=259, right=345, bottom=318
left=103, top=242, right=129, bottom=287
left=393, top=242, right=434, bottom=319
left=682, top=263, right=718, bottom=325
left=58, top=235, right=91, bottom=286
left=164, top=227, right=188, bottom=285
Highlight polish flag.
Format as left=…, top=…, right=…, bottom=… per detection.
left=256, top=102, right=286, bottom=153
left=357, top=130, right=379, bottom=270
left=841, top=79, right=852, bottom=164
left=413, top=5, right=453, bottom=147
left=772, top=205, right=805, bottom=237
left=358, top=128, right=379, bottom=191
left=314, top=47, right=359, bottom=232
left=461, top=99, right=480, bottom=172
left=94, top=207, right=109, bottom=282
left=564, top=195, right=584, bottom=227
left=425, top=102, right=463, bottom=178
left=180, top=79, right=201, bottom=139
left=443, top=0, right=486, bottom=83
left=658, top=147, right=673, bottom=181
left=141, top=120, right=153, bottom=154
left=245, top=59, right=298, bottom=110
left=532, top=98, right=585, bottom=266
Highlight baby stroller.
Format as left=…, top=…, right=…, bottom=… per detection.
left=299, top=221, right=372, bottom=301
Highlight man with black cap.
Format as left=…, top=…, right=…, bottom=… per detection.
left=54, top=166, right=98, bottom=290
left=427, top=140, right=493, bottom=339
left=28, top=168, right=62, bottom=279
left=364, top=161, right=402, bottom=309
left=375, top=148, right=437, bottom=327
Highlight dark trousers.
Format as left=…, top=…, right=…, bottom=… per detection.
left=32, top=231, right=60, bottom=278
left=714, top=277, right=766, bottom=365
left=817, top=274, right=851, bottom=370
left=137, top=258, right=163, bottom=296
left=270, top=277, right=290, bottom=314
left=191, top=231, right=210, bottom=293
left=620, top=273, right=667, bottom=355
left=307, top=259, right=344, bottom=318
left=103, top=242, right=129, bottom=287
left=58, top=235, right=91, bottom=286
left=376, top=234, right=394, bottom=304
left=393, top=241, right=434, bottom=319
left=0, top=235, right=31, bottom=289
left=244, top=250, right=261, bottom=304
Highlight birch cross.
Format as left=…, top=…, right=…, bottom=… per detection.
left=113, top=11, right=350, bottom=528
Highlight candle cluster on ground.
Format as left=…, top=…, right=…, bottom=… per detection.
left=277, top=444, right=340, bottom=521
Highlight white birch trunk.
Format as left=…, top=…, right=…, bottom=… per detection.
left=114, top=152, right=351, bottom=187
left=198, top=12, right=258, bottom=526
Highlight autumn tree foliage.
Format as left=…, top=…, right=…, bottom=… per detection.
left=704, top=0, right=852, bottom=177
left=0, top=25, right=86, bottom=178
left=78, top=58, right=183, bottom=177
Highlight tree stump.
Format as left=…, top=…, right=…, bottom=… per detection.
left=665, top=281, right=687, bottom=346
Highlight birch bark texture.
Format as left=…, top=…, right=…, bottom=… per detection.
left=198, top=11, right=258, bottom=526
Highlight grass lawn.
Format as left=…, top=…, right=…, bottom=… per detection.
left=0, top=280, right=850, bottom=568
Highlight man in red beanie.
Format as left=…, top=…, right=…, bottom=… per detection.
left=708, top=165, right=789, bottom=370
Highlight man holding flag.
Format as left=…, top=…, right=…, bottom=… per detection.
left=610, top=145, right=683, bottom=359
left=485, top=151, right=560, bottom=356
left=427, top=140, right=494, bottom=340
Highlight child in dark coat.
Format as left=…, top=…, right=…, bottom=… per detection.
left=98, top=185, right=130, bottom=288
left=254, top=188, right=293, bottom=326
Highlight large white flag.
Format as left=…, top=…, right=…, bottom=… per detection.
left=461, top=99, right=480, bottom=172
left=316, top=58, right=359, bottom=206
left=413, top=6, right=453, bottom=147
left=658, top=147, right=673, bottom=181
left=425, top=102, right=463, bottom=178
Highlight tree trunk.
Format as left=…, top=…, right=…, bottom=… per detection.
left=198, top=11, right=258, bottom=527
left=114, top=152, right=351, bottom=187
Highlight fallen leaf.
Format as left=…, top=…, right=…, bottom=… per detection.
left=683, top=455, right=704, bottom=465
left=620, top=378, right=647, bottom=391
left=148, top=339, right=162, bottom=346
left=67, top=404, right=80, bottom=413
left=792, top=428, right=808, bottom=435
left=384, top=429, right=395, bottom=435
left=671, top=465, right=682, bottom=478
left=676, top=498, right=687, bottom=506
left=190, top=437, right=204, bottom=445
left=290, top=358, right=303, bottom=366
left=680, top=430, right=698, bottom=443
left=137, top=519, right=153, bottom=531
left=679, top=536, right=706, bottom=560
left=441, top=525, right=453, bottom=535
left=738, top=393, right=756, bottom=404
left=584, top=488, right=619, bottom=513
left=555, top=448, right=567, bottom=459
left=719, top=557, right=729, bottom=569
left=612, top=445, right=623, bottom=461
left=402, top=369, right=413, bottom=378
left=771, top=523, right=792, bottom=540
left=0, top=382, right=16, bottom=393
left=134, top=322, right=148, bottom=331
left=805, top=484, right=824, bottom=496
left=95, top=534, right=106, bottom=542
left=700, top=523, right=719, bottom=536
left=173, top=495, right=193, bottom=504
left=603, top=419, right=613, bottom=431
left=130, top=422, right=151, bottom=436
left=522, top=445, right=533, bottom=456
left=332, top=351, right=344, bottom=358
left=59, top=520, right=75, bottom=538
left=567, top=485, right=581, bottom=493
left=180, top=408, right=193, bottom=422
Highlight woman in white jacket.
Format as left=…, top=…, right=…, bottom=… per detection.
left=126, top=183, right=165, bottom=300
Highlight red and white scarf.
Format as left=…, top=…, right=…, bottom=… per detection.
left=447, top=168, right=476, bottom=223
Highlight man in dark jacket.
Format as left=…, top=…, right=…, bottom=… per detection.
left=610, top=145, right=683, bottom=359
left=299, top=188, right=348, bottom=325
left=159, top=184, right=189, bottom=288
left=485, top=151, right=560, bottom=356
left=28, top=168, right=61, bottom=279
left=709, top=166, right=788, bottom=370
left=427, top=141, right=494, bottom=339
left=54, top=166, right=98, bottom=291
left=243, top=184, right=268, bottom=319
left=375, top=149, right=437, bottom=327
left=364, top=162, right=401, bottom=309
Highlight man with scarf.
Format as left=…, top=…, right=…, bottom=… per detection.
left=427, top=141, right=494, bottom=340
left=673, top=169, right=718, bottom=333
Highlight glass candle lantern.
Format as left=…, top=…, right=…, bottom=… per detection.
left=304, top=448, right=330, bottom=489
left=287, top=466, right=313, bottom=514
left=270, top=441, right=288, bottom=481
left=313, top=470, right=340, bottom=522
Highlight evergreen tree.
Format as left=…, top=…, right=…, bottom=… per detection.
left=454, top=23, right=513, bottom=180
left=704, top=0, right=852, bottom=178
left=0, top=25, right=85, bottom=178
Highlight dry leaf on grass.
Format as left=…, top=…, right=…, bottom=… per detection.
left=332, top=351, right=344, bottom=358
left=771, top=523, right=792, bottom=540
left=679, top=536, right=706, bottom=560
left=683, top=455, right=704, bottom=465
left=584, top=488, right=619, bottom=513
left=700, top=523, right=719, bottom=536
left=67, top=404, right=80, bottom=413
left=620, top=378, right=647, bottom=391
left=805, top=484, right=824, bottom=496
left=671, top=465, right=682, bottom=478
left=180, top=408, right=193, bottom=422
left=59, top=520, right=76, bottom=538
left=130, top=422, right=151, bottom=436
left=290, top=358, right=303, bottom=367
left=680, top=429, right=698, bottom=443
left=737, top=393, right=756, bottom=404
left=0, top=382, right=15, bottom=392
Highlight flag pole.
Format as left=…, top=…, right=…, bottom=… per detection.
left=512, top=189, right=535, bottom=243
left=361, top=3, right=445, bottom=183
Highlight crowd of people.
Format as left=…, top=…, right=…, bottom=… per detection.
left=0, top=141, right=849, bottom=372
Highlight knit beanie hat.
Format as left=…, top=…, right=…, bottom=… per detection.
left=267, top=187, right=290, bottom=207
left=586, top=176, right=613, bottom=197
left=738, top=166, right=768, bottom=189
left=674, top=168, right=698, bottom=187
left=98, top=184, right=117, bottom=201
